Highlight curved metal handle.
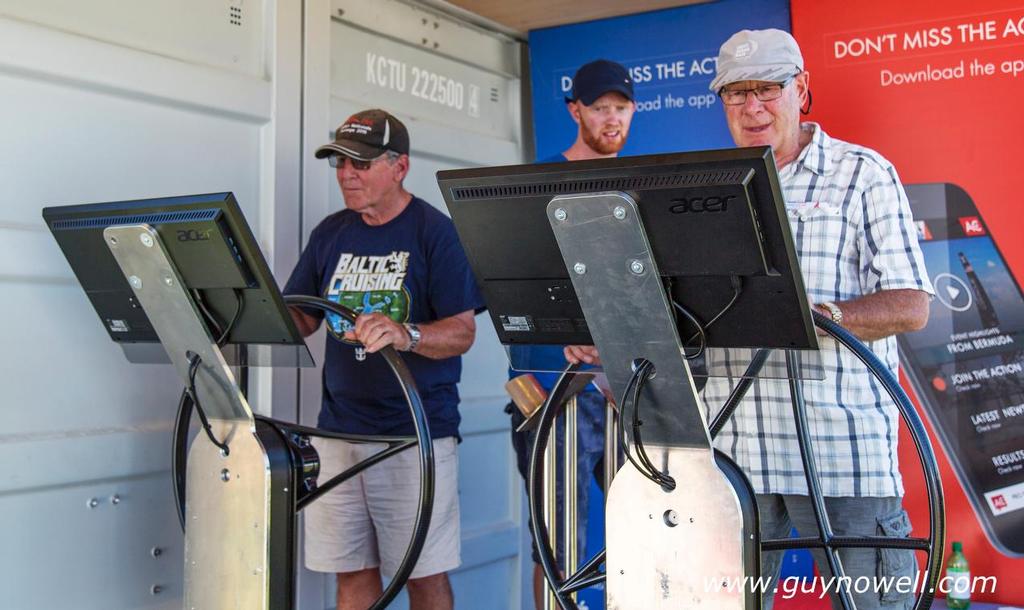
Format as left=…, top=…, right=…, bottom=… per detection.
left=801, top=311, right=945, bottom=610
left=283, top=295, right=435, bottom=610
left=528, top=312, right=946, bottom=610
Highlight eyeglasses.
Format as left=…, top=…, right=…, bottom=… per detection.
left=718, top=77, right=795, bottom=106
left=327, top=152, right=389, bottom=171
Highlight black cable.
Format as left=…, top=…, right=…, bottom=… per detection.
left=671, top=300, right=707, bottom=359
left=172, top=289, right=245, bottom=529
left=617, top=364, right=653, bottom=484
left=191, top=288, right=242, bottom=345
left=680, top=275, right=744, bottom=350
left=186, top=352, right=231, bottom=456
left=630, top=361, right=665, bottom=484
left=220, top=288, right=243, bottom=345
left=192, top=290, right=224, bottom=340
left=630, top=360, right=676, bottom=490
left=220, top=289, right=248, bottom=398
left=617, top=360, right=675, bottom=490
left=702, top=275, right=743, bottom=332
left=617, top=367, right=650, bottom=480
left=668, top=276, right=743, bottom=361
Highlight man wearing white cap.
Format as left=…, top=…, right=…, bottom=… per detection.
left=564, top=28, right=934, bottom=609
left=707, top=29, right=933, bottom=609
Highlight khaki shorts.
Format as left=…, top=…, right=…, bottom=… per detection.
left=303, top=436, right=461, bottom=579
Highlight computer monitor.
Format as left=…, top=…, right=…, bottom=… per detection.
left=43, top=192, right=311, bottom=366
left=436, top=146, right=817, bottom=354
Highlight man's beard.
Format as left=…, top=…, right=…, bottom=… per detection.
left=581, top=123, right=627, bottom=155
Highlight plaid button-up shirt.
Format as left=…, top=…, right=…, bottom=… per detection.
left=704, top=123, right=933, bottom=497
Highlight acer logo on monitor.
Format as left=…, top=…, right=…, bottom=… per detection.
left=668, top=195, right=735, bottom=214
left=177, top=229, right=212, bottom=242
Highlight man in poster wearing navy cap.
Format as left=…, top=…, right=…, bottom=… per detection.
left=549, top=58, right=636, bottom=162
left=506, top=58, right=636, bottom=609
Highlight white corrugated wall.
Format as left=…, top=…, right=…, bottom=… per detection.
left=0, top=0, right=525, bottom=608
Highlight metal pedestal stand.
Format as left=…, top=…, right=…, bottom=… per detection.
left=544, top=193, right=759, bottom=609
left=105, top=225, right=436, bottom=610
left=106, top=224, right=290, bottom=609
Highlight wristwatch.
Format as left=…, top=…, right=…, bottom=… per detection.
left=819, top=301, right=844, bottom=326
left=403, top=323, right=421, bottom=352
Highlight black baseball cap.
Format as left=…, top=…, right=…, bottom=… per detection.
left=565, top=59, right=634, bottom=105
left=315, top=109, right=410, bottom=161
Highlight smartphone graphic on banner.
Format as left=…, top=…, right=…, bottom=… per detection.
left=899, top=183, right=1024, bottom=557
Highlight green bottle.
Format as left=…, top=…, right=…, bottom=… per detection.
left=946, top=541, right=971, bottom=609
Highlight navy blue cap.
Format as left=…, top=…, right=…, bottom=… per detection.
left=565, top=59, right=634, bottom=105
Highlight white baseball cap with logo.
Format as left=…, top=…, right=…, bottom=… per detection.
left=709, top=29, right=805, bottom=92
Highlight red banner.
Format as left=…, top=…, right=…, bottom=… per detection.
left=793, top=0, right=1024, bottom=604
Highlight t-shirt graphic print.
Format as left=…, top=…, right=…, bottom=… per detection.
left=325, top=251, right=411, bottom=341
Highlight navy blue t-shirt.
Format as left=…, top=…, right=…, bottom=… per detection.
left=506, top=152, right=599, bottom=393
left=284, top=196, right=484, bottom=439
left=538, top=153, right=568, bottom=163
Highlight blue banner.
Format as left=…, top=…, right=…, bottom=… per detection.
left=528, top=0, right=792, bottom=159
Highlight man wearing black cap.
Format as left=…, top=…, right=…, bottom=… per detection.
left=506, top=58, right=636, bottom=609
left=285, top=109, right=484, bottom=610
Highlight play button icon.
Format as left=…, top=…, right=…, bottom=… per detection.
left=933, top=273, right=972, bottom=312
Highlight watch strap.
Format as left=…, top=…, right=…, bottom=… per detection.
left=820, top=301, right=843, bottom=326
left=403, top=323, right=421, bottom=351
